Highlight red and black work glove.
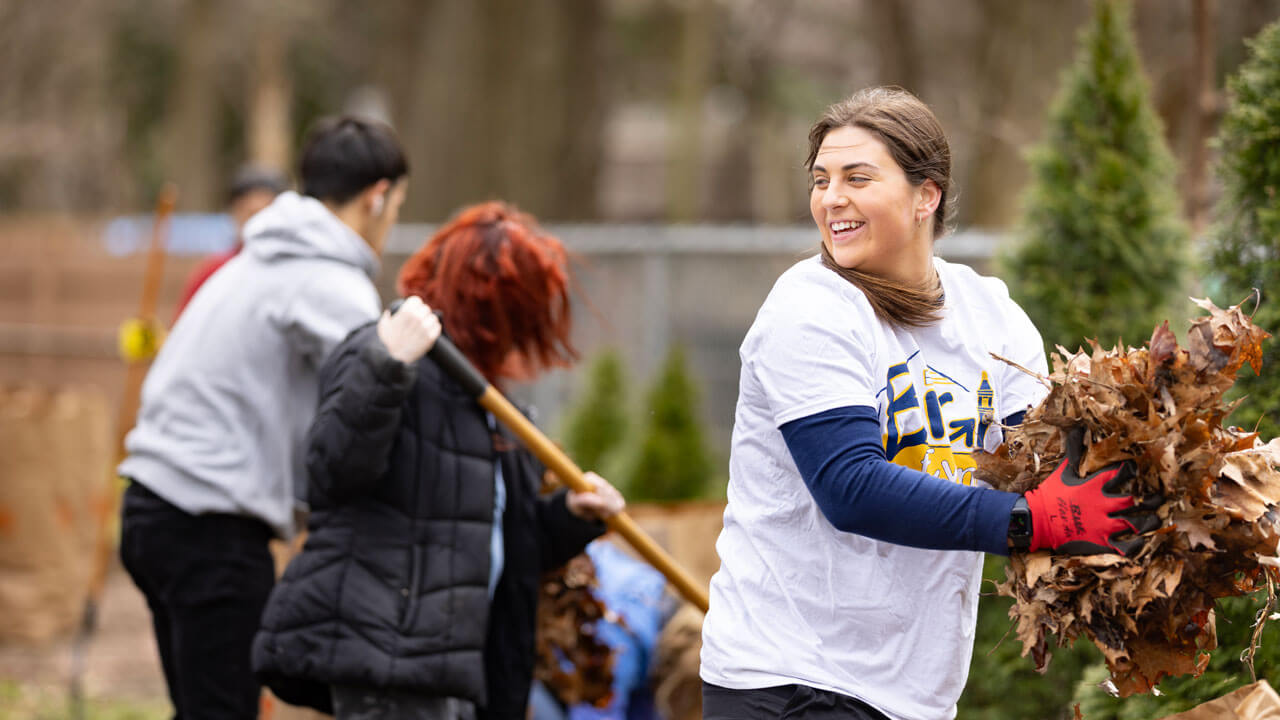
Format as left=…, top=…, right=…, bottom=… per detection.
left=1021, top=428, right=1160, bottom=555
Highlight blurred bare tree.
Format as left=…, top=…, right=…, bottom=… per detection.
left=162, top=0, right=219, bottom=210
left=706, top=0, right=797, bottom=224
left=246, top=6, right=295, bottom=174
left=0, top=0, right=1278, bottom=224
left=368, top=0, right=609, bottom=221
left=0, top=0, right=123, bottom=212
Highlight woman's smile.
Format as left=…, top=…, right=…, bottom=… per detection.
left=828, top=219, right=867, bottom=243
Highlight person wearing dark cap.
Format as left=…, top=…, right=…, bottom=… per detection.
left=118, top=117, right=409, bottom=720
left=172, top=165, right=289, bottom=319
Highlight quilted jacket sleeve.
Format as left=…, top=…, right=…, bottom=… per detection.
left=304, top=322, right=418, bottom=504
left=535, top=487, right=607, bottom=572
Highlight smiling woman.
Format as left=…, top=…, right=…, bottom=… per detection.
left=806, top=87, right=953, bottom=327
left=697, top=87, right=1158, bottom=720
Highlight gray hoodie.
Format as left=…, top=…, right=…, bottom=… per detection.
left=119, top=191, right=381, bottom=538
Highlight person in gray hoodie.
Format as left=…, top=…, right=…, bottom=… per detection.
left=118, top=116, right=409, bottom=720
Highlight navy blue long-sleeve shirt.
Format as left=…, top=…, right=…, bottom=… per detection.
left=779, top=405, right=1022, bottom=556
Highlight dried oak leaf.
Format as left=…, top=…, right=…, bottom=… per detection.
left=534, top=553, right=616, bottom=708
left=978, top=297, right=1280, bottom=697
left=1109, top=635, right=1211, bottom=696
left=1189, top=297, right=1271, bottom=375
left=1217, top=439, right=1280, bottom=522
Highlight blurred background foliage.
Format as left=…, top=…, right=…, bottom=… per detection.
left=3, top=1, right=1280, bottom=717
left=1072, top=592, right=1280, bottom=719
left=971, top=3, right=1280, bottom=716
left=1004, top=0, right=1188, bottom=356
left=560, top=346, right=720, bottom=502
left=561, top=348, right=630, bottom=476
left=959, top=555, right=1105, bottom=720
left=1207, top=17, right=1280, bottom=439
left=3, top=0, right=1278, bottom=230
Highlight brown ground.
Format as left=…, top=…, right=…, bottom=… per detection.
left=0, top=560, right=327, bottom=720
left=0, top=500, right=723, bottom=719
left=0, top=561, right=166, bottom=704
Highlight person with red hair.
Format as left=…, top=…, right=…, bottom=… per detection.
left=397, top=201, right=580, bottom=384
left=253, top=201, right=625, bottom=720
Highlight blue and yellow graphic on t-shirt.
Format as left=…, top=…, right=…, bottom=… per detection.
left=976, top=370, right=995, bottom=450
left=882, top=359, right=991, bottom=486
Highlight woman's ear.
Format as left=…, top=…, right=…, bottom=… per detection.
left=916, top=178, right=942, bottom=221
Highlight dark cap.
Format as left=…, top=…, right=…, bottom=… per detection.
left=227, top=166, right=289, bottom=205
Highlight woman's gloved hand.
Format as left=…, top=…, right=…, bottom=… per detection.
left=1023, top=428, right=1161, bottom=555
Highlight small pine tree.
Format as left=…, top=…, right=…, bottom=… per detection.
left=1208, top=19, right=1280, bottom=439
left=1004, top=0, right=1188, bottom=354
left=560, top=349, right=630, bottom=473
left=623, top=345, right=714, bottom=502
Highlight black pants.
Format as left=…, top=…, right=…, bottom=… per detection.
left=702, top=682, right=891, bottom=720
left=120, top=481, right=275, bottom=720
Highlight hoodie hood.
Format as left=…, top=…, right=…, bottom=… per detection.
left=242, top=191, right=380, bottom=280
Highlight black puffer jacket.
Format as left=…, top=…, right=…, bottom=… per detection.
left=252, top=322, right=603, bottom=718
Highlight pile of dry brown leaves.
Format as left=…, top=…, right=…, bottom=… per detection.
left=533, top=553, right=616, bottom=708
left=977, top=298, right=1280, bottom=696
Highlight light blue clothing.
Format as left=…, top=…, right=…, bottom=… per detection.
left=567, top=541, right=666, bottom=720
left=527, top=540, right=665, bottom=720
left=528, top=681, right=568, bottom=720
left=487, top=413, right=506, bottom=597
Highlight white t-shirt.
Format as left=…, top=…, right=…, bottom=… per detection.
left=700, top=255, right=1048, bottom=720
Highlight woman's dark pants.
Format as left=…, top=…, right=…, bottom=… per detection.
left=702, top=681, right=891, bottom=720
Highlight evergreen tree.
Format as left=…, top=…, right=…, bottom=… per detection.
left=1208, top=19, right=1280, bottom=439
left=975, top=3, right=1188, bottom=714
left=623, top=346, right=714, bottom=502
left=560, top=348, right=630, bottom=472
left=1071, top=593, right=1280, bottom=719
left=1004, top=0, right=1188, bottom=353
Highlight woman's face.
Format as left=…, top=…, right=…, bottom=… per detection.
left=809, top=125, right=936, bottom=284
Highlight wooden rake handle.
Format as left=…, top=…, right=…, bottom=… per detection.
left=73, top=183, right=179, bottom=720
left=428, top=336, right=710, bottom=613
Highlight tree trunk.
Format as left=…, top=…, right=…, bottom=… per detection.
left=708, top=0, right=794, bottom=223
left=163, top=0, right=220, bottom=211
left=1187, top=0, right=1216, bottom=233
left=960, top=0, right=1034, bottom=229
left=547, top=0, right=607, bottom=220
left=247, top=20, right=292, bottom=174
left=749, top=107, right=795, bottom=224
left=868, top=0, right=921, bottom=92
left=666, top=0, right=714, bottom=222
left=391, top=0, right=607, bottom=222
left=399, top=0, right=482, bottom=220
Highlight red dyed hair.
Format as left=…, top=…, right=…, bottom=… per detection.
left=397, top=201, right=578, bottom=385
